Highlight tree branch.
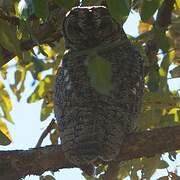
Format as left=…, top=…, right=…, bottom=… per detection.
left=35, top=119, right=56, bottom=148
left=156, top=0, right=175, bottom=28
left=1, top=125, right=180, bottom=179
left=0, top=5, right=66, bottom=68
left=145, top=0, right=175, bottom=74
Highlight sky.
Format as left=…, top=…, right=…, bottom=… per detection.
left=0, top=10, right=180, bottom=180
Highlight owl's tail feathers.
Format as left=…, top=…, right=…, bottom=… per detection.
left=63, top=141, right=100, bottom=165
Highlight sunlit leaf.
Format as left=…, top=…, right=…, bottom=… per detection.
left=87, top=55, right=112, bottom=96
left=0, top=119, right=12, bottom=145
left=169, top=108, right=180, bottom=122
left=138, top=21, right=153, bottom=34
left=27, top=81, right=45, bottom=103
left=40, top=99, right=53, bottom=121
left=0, top=90, right=13, bottom=123
left=0, top=81, right=4, bottom=90
left=27, top=75, right=53, bottom=103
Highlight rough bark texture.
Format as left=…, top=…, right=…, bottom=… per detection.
left=1, top=125, right=180, bottom=179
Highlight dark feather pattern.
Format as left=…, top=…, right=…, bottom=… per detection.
left=54, top=6, right=144, bottom=166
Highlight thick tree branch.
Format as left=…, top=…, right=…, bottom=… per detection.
left=156, top=0, right=175, bottom=28
left=1, top=125, right=180, bottom=179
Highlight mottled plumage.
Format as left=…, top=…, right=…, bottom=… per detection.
left=54, top=6, right=144, bottom=166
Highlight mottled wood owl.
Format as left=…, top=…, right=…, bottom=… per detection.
left=54, top=6, right=144, bottom=166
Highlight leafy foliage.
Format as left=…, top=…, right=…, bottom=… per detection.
left=0, top=0, right=179, bottom=179
left=87, top=55, right=112, bottom=96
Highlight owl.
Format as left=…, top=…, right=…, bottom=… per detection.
left=54, top=6, right=144, bottom=166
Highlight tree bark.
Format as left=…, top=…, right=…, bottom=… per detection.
left=1, top=125, right=180, bottom=179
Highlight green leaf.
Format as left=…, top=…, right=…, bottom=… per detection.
left=140, top=0, right=160, bottom=21
left=170, top=66, right=180, bottom=78
left=81, top=0, right=99, bottom=5
left=147, top=62, right=160, bottom=92
left=0, top=19, right=21, bottom=54
left=107, top=0, right=131, bottom=21
left=27, top=75, right=53, bottom=103
left=154, top=29, right=170, bottom=53
left=55, top=0, right=76, bottom=9
left=27, top=81, right=45, bottom=103
left=0, top=119, right=12, bottom=145
left=40, top=100, right=53, bottom=121
left=0, top=90, right=13, bottom=123
left=138, top=108, right=162, bottom=128
left=159, top=55, right=170, bottom=94
left=87, top=56, right=112, bottom=96
left=158, top=160, right=169, bottom=169
left=141, top=156, right=161, bottom=179
left=33, top=57, right=46, bottom=74
left=32, top=0, right=49, bottom=20
left=158, top=34, right=170, bottom=53
left=14, top=70, right=23, bottom=86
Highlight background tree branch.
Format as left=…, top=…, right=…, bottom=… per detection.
left=0, top=5, right=66, bottom=68
left=1, top=125, right=180, bottom=180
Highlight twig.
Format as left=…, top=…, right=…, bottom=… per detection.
left=35, top=119, right=56, bottom=148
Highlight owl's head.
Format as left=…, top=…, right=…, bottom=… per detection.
left=63, top=6, right=121, bottom=49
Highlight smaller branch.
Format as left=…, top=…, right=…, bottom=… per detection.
left=145, top=0, right=175, bottom=74
left=35, top=119, right=56, bottom=148
left=156, top=0, right=175, bottom=28
left=0, top=6, right=66, bottom=68
left=0, top=8, right=20, bottom=25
